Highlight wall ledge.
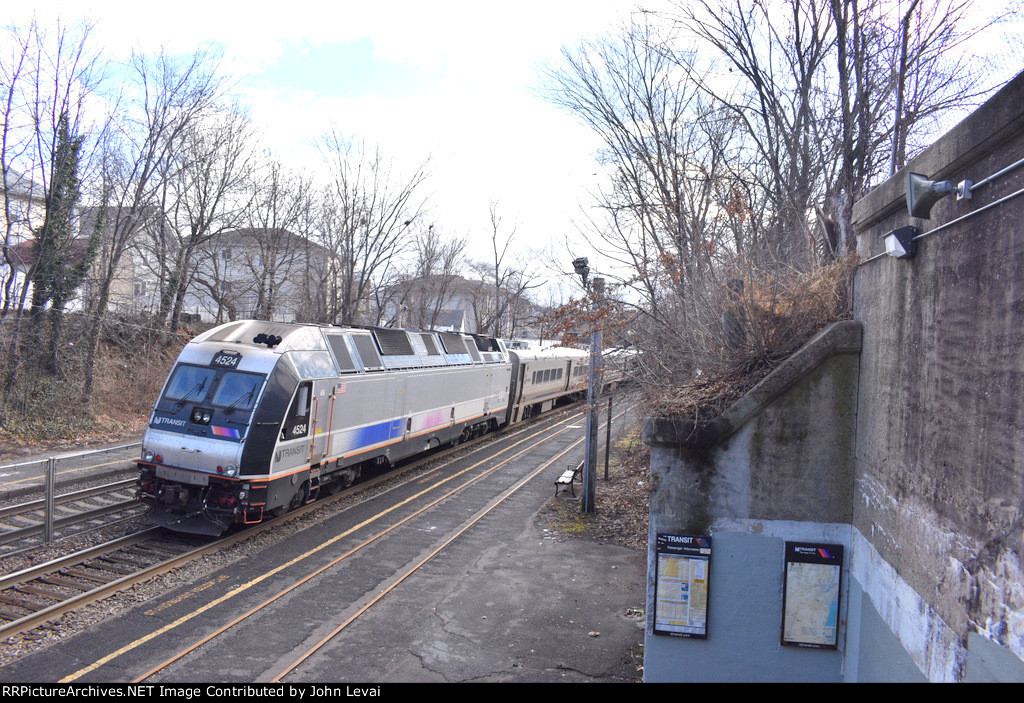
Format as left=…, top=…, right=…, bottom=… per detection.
left=852, top=71, right=1024, bottom=234
left=643, top=320, right=862, bottom=449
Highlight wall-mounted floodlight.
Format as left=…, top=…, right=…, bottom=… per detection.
left=906, top=173, right=954, bottom=219
left=881, top=225, right=919, bottom=259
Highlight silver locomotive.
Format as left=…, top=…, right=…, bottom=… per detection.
left=136, top=320, right=599, bottom=534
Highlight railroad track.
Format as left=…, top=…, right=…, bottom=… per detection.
left=0, top=397, right=634, bottom=681
left=0, top=413, right=551, bottom=646
left=0, top=477, right=147, bottom=557
left=52, top=404, right=633, bottom=683
left=0, top=527, right=212, bottom=641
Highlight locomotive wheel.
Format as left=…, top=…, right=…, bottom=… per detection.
left=270, top=483, right=308, bottom=517
left=289, top=484, right=308, bottom=509
left=321, top=473, right=351, bottom=495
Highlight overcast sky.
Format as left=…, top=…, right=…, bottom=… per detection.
left=9, top=0, right=658, bottom=294
left=8, top=1, right=1022, bottom=297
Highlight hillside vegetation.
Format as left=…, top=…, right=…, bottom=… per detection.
left=0, top=314, right=185, bottom=457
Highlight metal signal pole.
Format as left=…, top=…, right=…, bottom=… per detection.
left=572, top=257, right=604, bottom=514
left=582, top=277, right=604, bottom=513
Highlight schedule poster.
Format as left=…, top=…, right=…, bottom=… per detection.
left=781, top=542, right=843, bottom=649
left=653, top=533, right=711, bottom=638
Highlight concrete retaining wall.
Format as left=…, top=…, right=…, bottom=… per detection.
left=849, top=70, right=1024, bottom=681
left=642, top=322, right=861, bottom=682
left=642, top=71, right=1024, bottom=682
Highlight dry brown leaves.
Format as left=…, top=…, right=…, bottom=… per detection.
left=539, top=427, right=650, bottom=552
left=642, top=254, right=857, bottom=423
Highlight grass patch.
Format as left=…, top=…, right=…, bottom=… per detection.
left=559, top=516, right=590, bottom=534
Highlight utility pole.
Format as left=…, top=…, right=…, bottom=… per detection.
left=583, top=275, right=604, bottom=514
left=573, top=257, right=602, bottom=514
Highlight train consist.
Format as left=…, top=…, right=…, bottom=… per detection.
left=136, top=319, right=621, bottom=535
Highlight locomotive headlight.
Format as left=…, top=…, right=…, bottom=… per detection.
left=142, top=449, right=155, bottom=463
left=226, top=465, right=238, bottom=477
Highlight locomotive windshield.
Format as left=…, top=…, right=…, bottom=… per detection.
left=165, top=365, right=216, bottom=403
left=160, top=364, right=265, bottom=416
left=212, top=371, right=262, bottom=412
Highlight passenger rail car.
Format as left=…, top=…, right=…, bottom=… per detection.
left=507, top=347, right=589, bottom=422
left=136, top=321, right=599, bottom=535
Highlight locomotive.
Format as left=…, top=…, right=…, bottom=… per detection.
left=135, top=319, right=601, bottom=535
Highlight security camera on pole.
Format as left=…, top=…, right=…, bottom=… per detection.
left=572, top=257, right=602, bottom=514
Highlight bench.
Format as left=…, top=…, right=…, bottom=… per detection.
left=555, top=462, right=584, bottom=496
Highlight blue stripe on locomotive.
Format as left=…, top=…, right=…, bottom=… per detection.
left=330, top=418, right=405, bottom=455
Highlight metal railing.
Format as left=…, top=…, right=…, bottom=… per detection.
left=0, top=442, right=142, bottom=543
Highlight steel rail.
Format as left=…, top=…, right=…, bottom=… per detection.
left=0, top=541, right=218, bottom=641
left=0, top=478, right=138, bottom=521
left=0, top=499, right=146, bottom=547
left=0, top=528, right=165, bottom=592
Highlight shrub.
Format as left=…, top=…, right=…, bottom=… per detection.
left=637, top=254, right=857, bottom=419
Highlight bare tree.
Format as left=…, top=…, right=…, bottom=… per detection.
left=0, top=18, right=103, bottom=394
left=150, top=106, right=256, bottom=332
left=543, top=0, right=1011, bottom=409
left=543, top=21, right=741, bottom=331
left=467, top=202, right=540, bottom=338
left=0, top=23, right=35, bottom=314
left=395, top=223, right=466, bottom=329
left=312, top=132, right=427, bottom=325
left=80, top=47, right=224, bottom=401
left=356, top=222, right=464, bottom=329
left=238, top=156, right=313, bottom=320
left=673, top=0, right=837, bottom=268
left=674, top=0, right=1004, bottom=257
left=887, top=0, right=997, bottom=172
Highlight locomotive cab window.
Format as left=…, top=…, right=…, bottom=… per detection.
left=282, top=381, right=312, bottom=440
left=212, top=371, right=264, bottom=414
left=164, top=365, right=216, bottom=405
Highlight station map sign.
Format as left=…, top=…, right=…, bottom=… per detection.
left=653, top=533, right=711, bottom=638
left=781, top=542, right=843, bottom=649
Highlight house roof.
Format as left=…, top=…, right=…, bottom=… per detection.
left=209, top=228, right=334, bottom=259
left=1, top=170, right=44, bottom=201
left=8, top=238, right=91, bottom=270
